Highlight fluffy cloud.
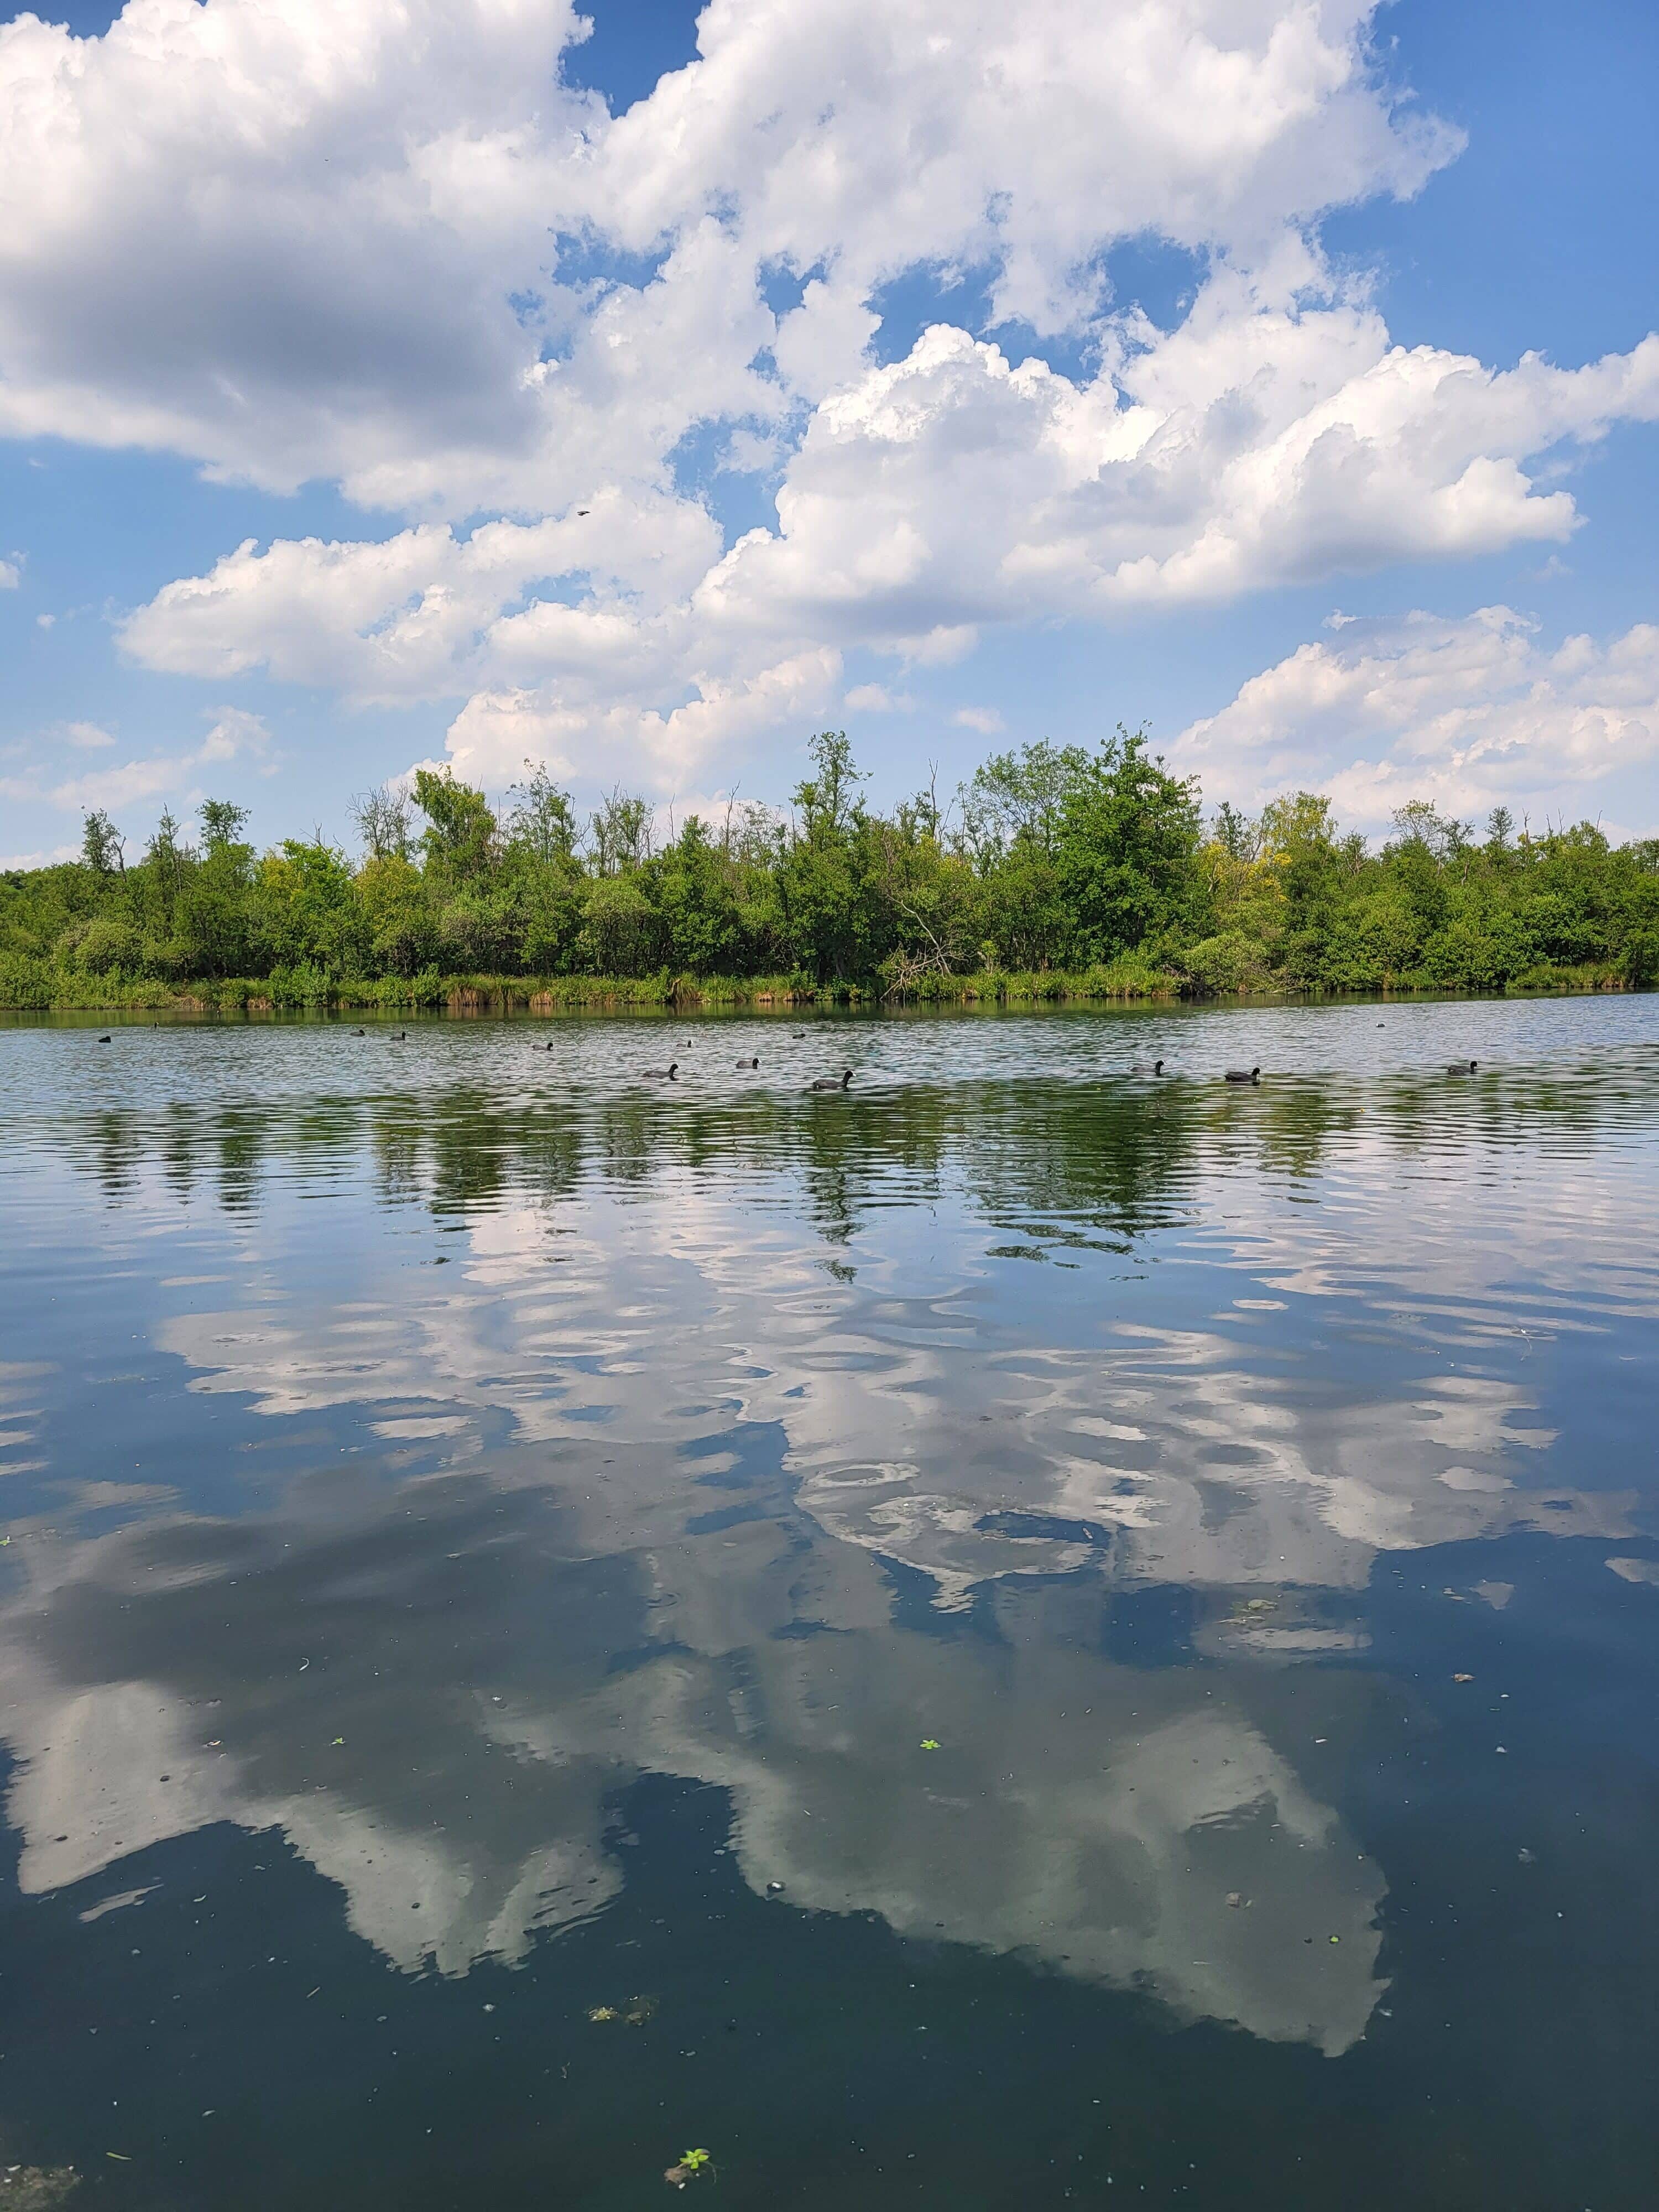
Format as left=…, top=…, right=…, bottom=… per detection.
left=7, top=0, right=1658, bottom=795
left=694, top=297, right=1657, bottom=638
left=1, top=705, right=270, bottom=816
left=0, top=0, right=598, bottom=505
left=591, top=0, right=1459, bottom=330
left=1170, top=607, right=1659, bottom=829
left=0, top=0, right=1452, bottom=503
left=122, top=294, right=1659, bottom=785
left=122, top=492, right=723, bottom=700
left=0, top=843, right=78, bottom=869
left=443, top=645, right=843, bottom=787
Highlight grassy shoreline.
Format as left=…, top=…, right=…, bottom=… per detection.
left=0, top=958, right=1637, bottom=1016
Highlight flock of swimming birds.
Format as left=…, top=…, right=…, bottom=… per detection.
left=87, top=1027, right=1482, bottom=1084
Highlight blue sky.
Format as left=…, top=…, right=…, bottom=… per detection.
left=1, top=0, right=1656, bottom=864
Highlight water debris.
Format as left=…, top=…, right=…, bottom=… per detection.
left=664, top=2148, right=713, bottom=2187
left=919, top=1739, right=941, bottom=1751
left=78, top=1885, right=156, bottom=1924
left=1, top=2169, right=80, bottom=2207
left=1225, top=1892, right=1247, bottom=1908
left=587, top=1994, right=656, bottom=2026
left=1454, top=1673, right=1474, bottom=1682
left=1519, top=1848, right=1536, bottom=1864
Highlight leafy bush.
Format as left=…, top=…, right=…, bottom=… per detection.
left=1177, top=931, right=1274, bottom=996
left=0, top=952, right=50, bottom=1008
left=2, top=751, right=1656, bottom=1008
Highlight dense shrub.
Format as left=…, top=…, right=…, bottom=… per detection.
left=2, top=744, right=1655, bottom=1008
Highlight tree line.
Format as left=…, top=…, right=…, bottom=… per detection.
left=3, top=730, right=1656, bottom=1008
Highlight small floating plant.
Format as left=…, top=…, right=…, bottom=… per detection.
left=664, top=2147, right=714, bottom=2187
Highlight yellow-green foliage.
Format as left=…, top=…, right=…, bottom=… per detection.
left=3, top=747, right=1656, bottom=1008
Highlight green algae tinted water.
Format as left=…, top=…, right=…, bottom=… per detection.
left=1, top=997, right=1656, bottom=2211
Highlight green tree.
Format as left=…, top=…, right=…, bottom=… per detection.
left=255, top=840, right=368, bottom=973
left=199, top=799, right=250, bottom=852
left=1211, top=802, right=1259, bottom=862
left=351, top=784, right=414, bottom=863
left=587, top=787, right=652, bottom=875
left=656, top=816, right=745, bottom=974
left=173, top=801, right=259, bottom=975
left=959, top=741, right=1085, bottom=865
left=414, top=769, right=498, bottom=883
left=6, top=729, right=1659, bottom=1008
left=779, top=732, right=877, bottom=983
left=579, top=871, right=661, bottom=975
left=1055, top=729, right=1202, bottom=961
left=507, top=763, right=580, bottom=867
left=358, top=853, right=437, bottom=976
left=959, top=742, right=1089, bottom=968
left=81, top=809, right=124, bottom=874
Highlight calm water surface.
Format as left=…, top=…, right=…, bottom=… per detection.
left=1, top=998, right=1657, bottom=2209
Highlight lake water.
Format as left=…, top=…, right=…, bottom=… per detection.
left=1, top=995, right=1657, bottom=2210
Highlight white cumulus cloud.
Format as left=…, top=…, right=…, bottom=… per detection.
left=1, top=706, right=272, bottom=818
left=1170, top=607, right=1659, bottom=831
left=4, top=0, right=1657, bottom=800
left=122, top=300, right=1659, bottom=787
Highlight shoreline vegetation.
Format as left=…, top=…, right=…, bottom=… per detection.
left=4, top=731, right=1656, bottom=1013
left=0, top=962, right=1641, bottom=1016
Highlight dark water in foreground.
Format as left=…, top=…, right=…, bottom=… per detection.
left=1, top=997, right=1656, bottom=2210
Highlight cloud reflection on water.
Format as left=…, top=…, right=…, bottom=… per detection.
left=2, top=1011, right=1656, bottom=2059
